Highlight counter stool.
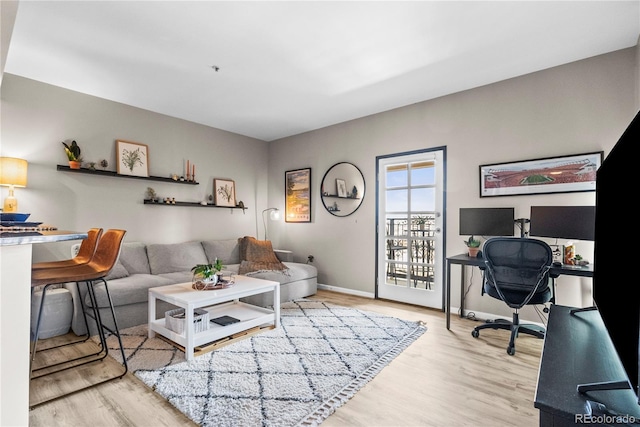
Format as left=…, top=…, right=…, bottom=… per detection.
left=31, top=228, right=103, bottom=351
left=30, top=229, right=128, bottom=406
left=32, top=227, right=102, bottom=270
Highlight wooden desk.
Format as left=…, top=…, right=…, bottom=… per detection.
left=445, top=253, right=594, bottom=330
left=535, top=304, right=640, bottom=426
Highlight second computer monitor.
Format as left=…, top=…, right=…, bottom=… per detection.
left=529, top=205, right=595, bottom=241
left=459, top=207, right=515, bottom=237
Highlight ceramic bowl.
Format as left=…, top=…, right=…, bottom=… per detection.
left=0, top=213, right=30, bottom=222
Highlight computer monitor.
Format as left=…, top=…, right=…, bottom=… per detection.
left=529, top=206, right=595, bottom=241
left=459, top=207, right=515, bottom=238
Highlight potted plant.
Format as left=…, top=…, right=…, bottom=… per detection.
left=191, top=258, right=224, bottom=288
left=414, top=215, right=429, bottom=230
left=62, top=140, right=82, bottom=169
left=464, top=236, right=481, bottom=257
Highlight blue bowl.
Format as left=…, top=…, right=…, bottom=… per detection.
left=0, top=213, right=30, bottom=222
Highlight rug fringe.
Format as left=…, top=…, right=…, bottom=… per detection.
left=295, top=322, right=427, bottom=427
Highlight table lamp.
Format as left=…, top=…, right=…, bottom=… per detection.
left=0, top=157, right=28, bottom=213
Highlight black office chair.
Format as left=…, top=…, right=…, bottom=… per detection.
left=471, top=237, right=557, bottom=355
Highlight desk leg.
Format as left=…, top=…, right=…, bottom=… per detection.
left=446, top=261, right=451, bottom=330
left=460, top=266, right=466, bottom=318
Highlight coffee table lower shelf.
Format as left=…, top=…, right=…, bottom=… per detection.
left=149, top=301, right=276, bottom=358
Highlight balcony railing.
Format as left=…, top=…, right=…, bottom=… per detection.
left=385, top=216, right=436, bottom=289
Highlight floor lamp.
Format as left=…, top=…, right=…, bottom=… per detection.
left=262, top=208, right=280, bottom=240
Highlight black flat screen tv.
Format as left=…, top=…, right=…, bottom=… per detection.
left=594, top=110, right=640, bottom=402
left=459, top=207, right=515, bottom=238
left=529, top=206, right=595, bottom=241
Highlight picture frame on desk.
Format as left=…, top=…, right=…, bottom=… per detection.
left=479, top=151, right=603, bottom=197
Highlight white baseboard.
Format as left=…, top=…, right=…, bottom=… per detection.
left=317, top=284, right=375, bottom=299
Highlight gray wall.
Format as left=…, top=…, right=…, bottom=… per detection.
left=1, top=74, right=269, bottom=262
left=268, top=47, right=637, bottom=319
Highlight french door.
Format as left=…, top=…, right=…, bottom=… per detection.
left=376, top=148, right=445, bottom=309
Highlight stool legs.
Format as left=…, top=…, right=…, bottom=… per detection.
left=30, top=283, right=105, bottom=379
left=29, top=279, right=128, bottom=408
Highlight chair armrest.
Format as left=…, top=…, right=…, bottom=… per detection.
left=274, top=249, right=293, bottom=262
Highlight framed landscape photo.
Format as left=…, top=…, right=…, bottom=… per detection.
left=116, top=140, right=149, bottom=177
left=285, top=168, right=311, bottom=223
left=214, top=178, right=236, bottom=207
left=479, top=151, right=603, bottom=197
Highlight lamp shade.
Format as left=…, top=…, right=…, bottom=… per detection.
left=0, top=157, right=28, bottom=187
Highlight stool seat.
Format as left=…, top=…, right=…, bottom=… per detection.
left=32, top=228, right=102, bottom=271
left=31, top=228, right=122, bottom=286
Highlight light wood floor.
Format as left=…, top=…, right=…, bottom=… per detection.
left=29, top=290, right=543, bottom=427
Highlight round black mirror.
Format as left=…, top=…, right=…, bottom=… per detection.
left=320, top=162, right=365, bottom=217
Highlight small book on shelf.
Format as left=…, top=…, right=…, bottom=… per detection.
left=211, top=315, right=240, bottom=326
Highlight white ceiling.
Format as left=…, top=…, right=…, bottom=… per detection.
left=5, top=1, right=640, bottom=141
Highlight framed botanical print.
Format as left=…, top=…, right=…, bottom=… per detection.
left=285, top=168, right=311, bottom=223
left=214, top=178, right=236, bottom=207
left=116, top=140, right=149, bottom=177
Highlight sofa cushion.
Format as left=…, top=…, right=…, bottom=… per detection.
left=105, top=262, right=129, bottom=281
left=147, top=241, right=208, bottom=275
left=119, top=242, right=151, bottom=274
left=157, top=271, right=194, bottom=284
left=202, top=239, right=241, bottom=265
left=249, top=262, right=316, bottom=282
left=87, top=274, right=175, bottom=307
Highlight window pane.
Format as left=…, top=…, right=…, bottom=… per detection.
left=410, top=162, right=435, bottom=186
left=386, top=167, right=407, bottom=187
left=410, top=188, right=434, bottom=211
left=386, top=189, right=407, bottom=212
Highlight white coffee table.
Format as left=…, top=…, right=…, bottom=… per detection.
left=148, top=275, right=280, bottom=361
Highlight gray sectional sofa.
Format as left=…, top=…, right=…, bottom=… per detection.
left=65, top=238, right=317, bottom=336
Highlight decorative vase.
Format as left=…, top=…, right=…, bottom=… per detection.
left=468, top=247, right=480, bottom=258
left=68, top=160, right=81, bottom=169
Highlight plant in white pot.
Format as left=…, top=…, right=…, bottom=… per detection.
left=191, top=259, right=223, bottom=289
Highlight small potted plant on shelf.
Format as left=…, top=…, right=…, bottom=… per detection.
left=464, top=236, right=481, bottom=257
left=62, top=140, right=82, bottom=169
left=145, top=187, right=158, bottom=203
left=191, top=259, right=224, bottom=290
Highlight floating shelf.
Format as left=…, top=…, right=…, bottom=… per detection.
left=143, top=200, right=247, bottom=211
left=57, top=165, right=199, bottom=185
left=322, top=195, right=361, bottom=200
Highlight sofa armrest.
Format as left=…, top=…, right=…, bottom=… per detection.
left=274, top=249, right=293, bottom=262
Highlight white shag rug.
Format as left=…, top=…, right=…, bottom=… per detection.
left=105, top=299, right=427, bottom=427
